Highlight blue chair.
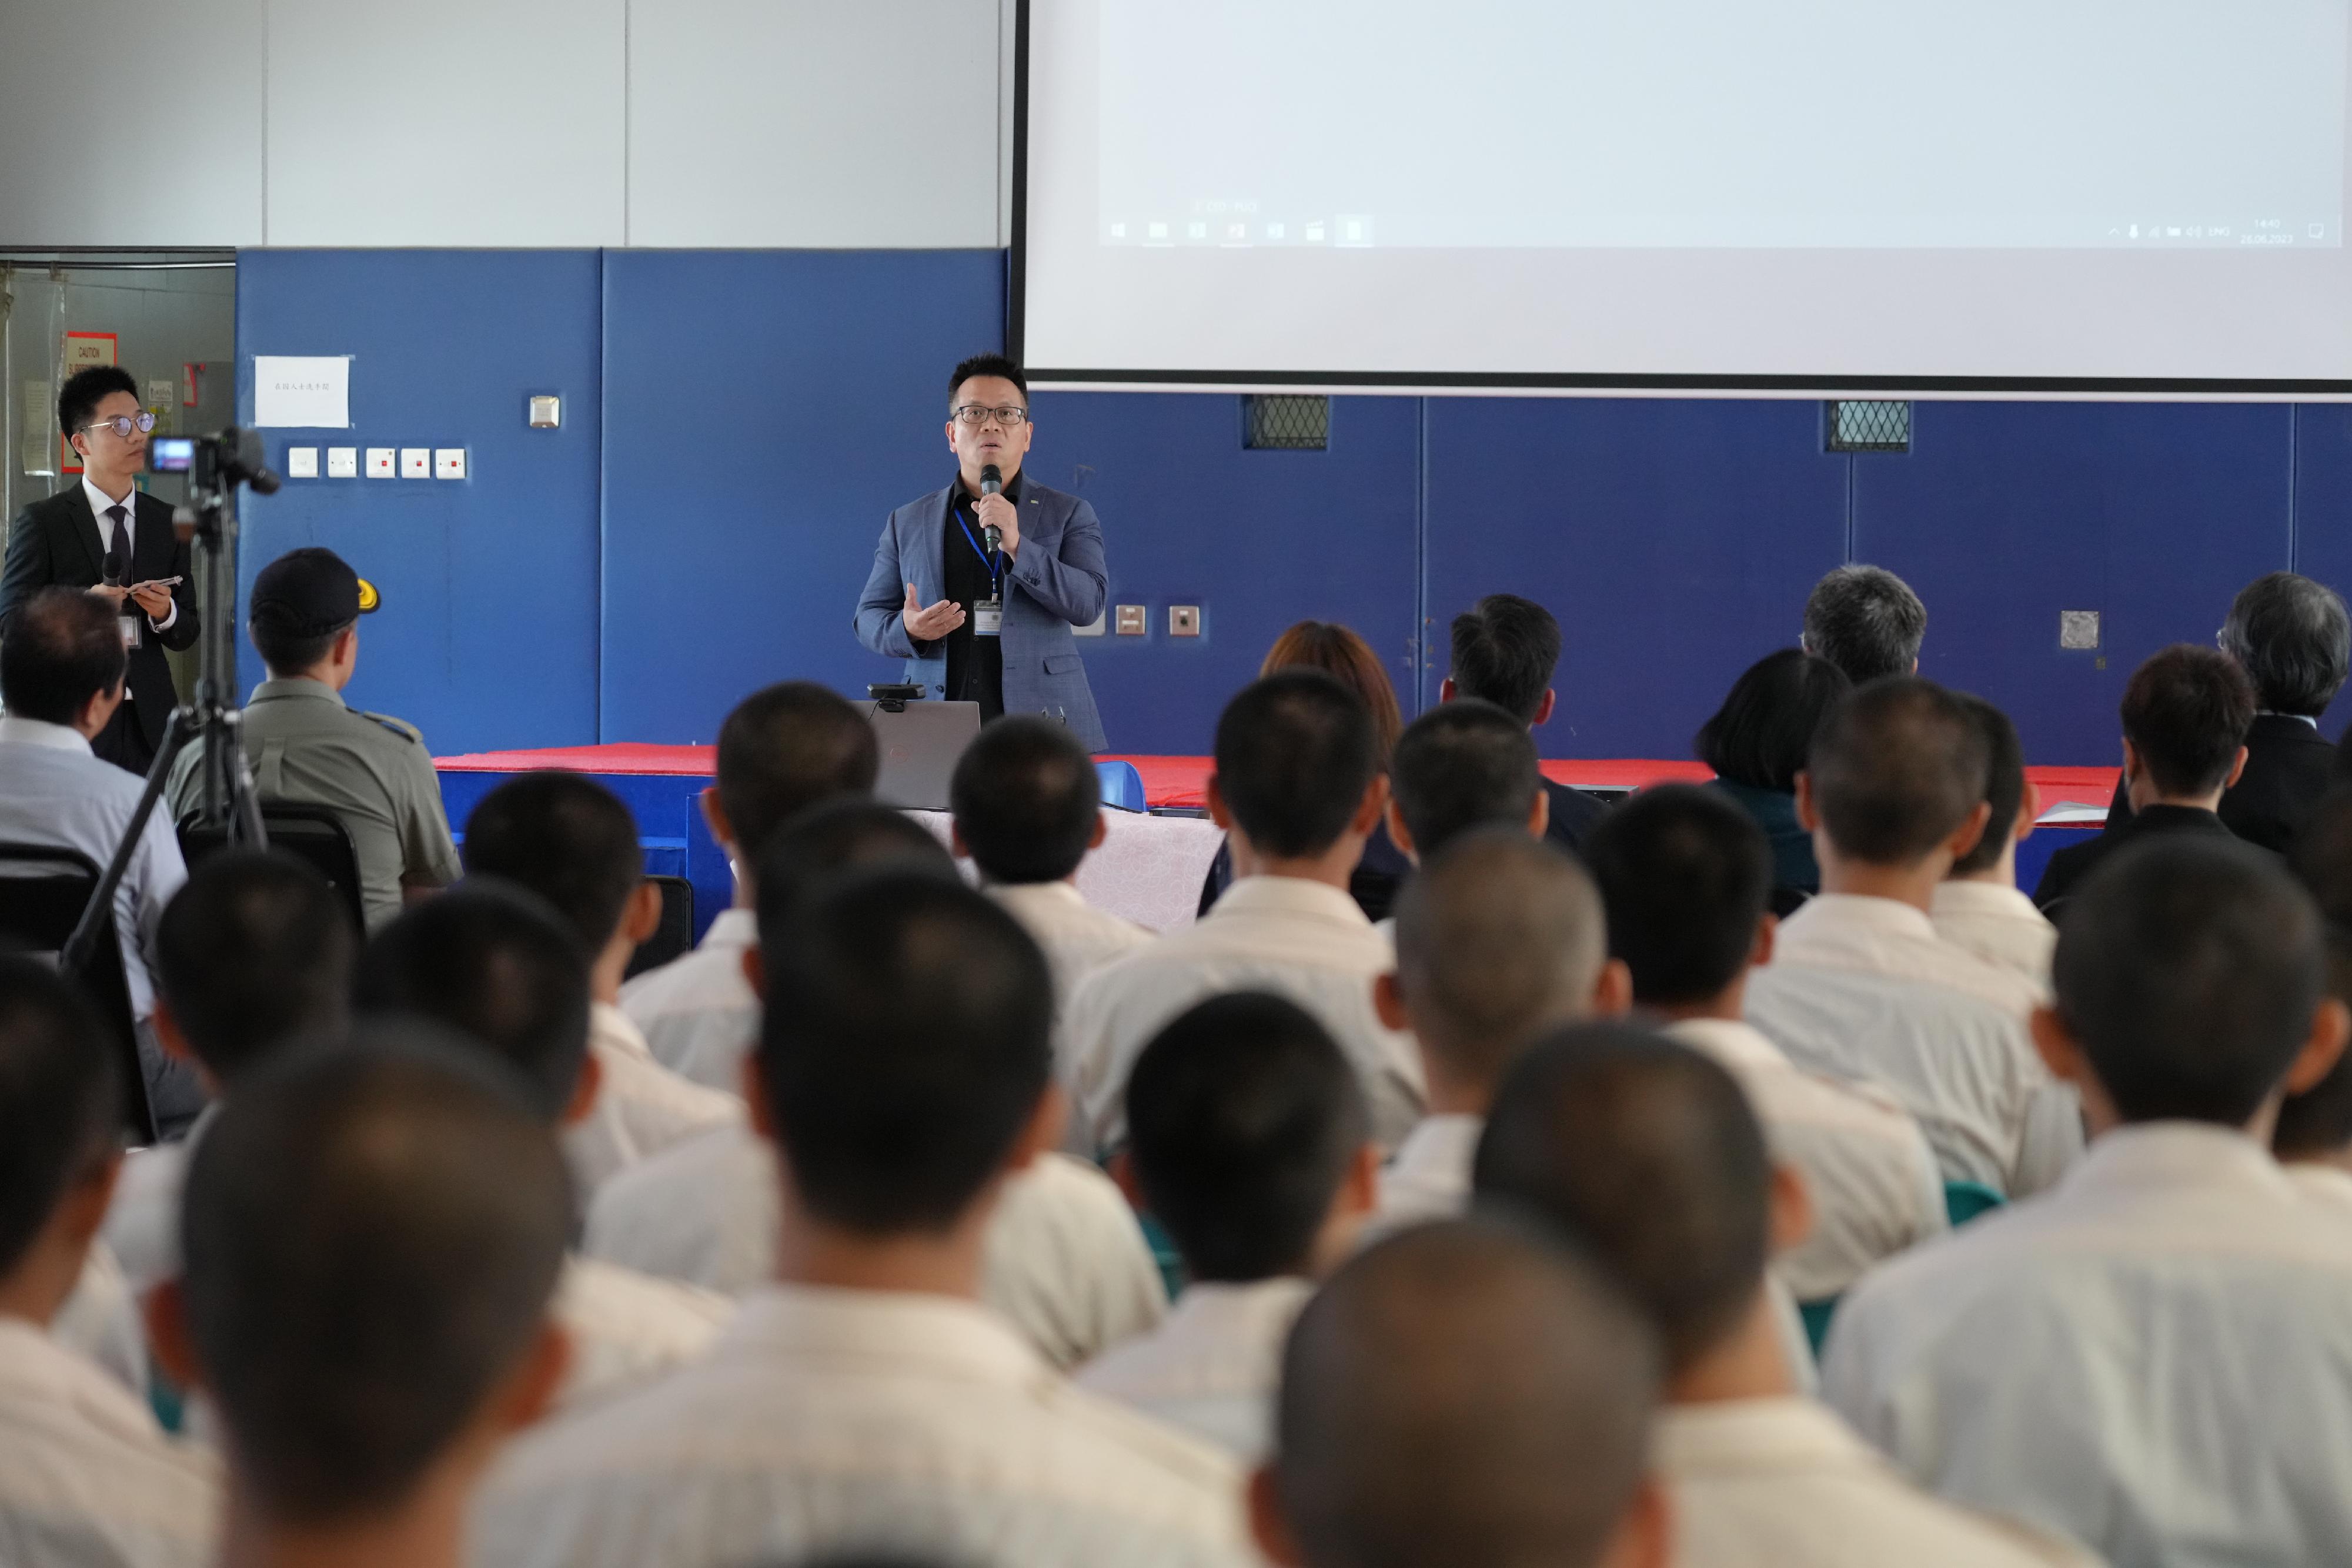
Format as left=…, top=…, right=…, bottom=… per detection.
left=1095, top=758, right=1147, bottom=813
left=1944, top=1179, right=2007, bottom=1228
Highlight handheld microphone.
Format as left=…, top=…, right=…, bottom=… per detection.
left=102, top=550, right=124, bottom=586
left=979, top=464, right=1003, bottom=553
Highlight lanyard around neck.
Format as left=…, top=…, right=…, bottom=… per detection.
left=953, top=503, right=1001, bottom=590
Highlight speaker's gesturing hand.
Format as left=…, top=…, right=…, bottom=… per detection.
left=903, top=583, right=965, bottom=641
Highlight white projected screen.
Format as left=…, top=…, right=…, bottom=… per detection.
left=1019, top=1, right=2352, bottom=390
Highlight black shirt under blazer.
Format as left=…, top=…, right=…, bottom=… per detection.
left=2103, top=713, right=2337, bottom=857
left=0, top=486, right=199, bottom=748
left=2034, top=803, right=2237, bottom=911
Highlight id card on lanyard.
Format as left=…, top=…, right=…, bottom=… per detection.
left=956, top=506, right=1004, bottom=637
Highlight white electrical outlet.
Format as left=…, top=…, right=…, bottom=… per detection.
left=365, top=448, right=396, bottom=479
left=327, top=447, right=358, bottom=479
left=434, top=449, right=466, bottom=480
left=286, top=447, right=319, bottom=479
left=399, top=448, right=430, bottom=479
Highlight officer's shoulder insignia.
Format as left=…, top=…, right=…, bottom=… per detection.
left=358, top=710, right=422, bottom=743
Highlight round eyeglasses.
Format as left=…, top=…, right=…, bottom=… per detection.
left=951, top=404, right=1030, bottom=427
left=79, top=412, right=157, bottom=439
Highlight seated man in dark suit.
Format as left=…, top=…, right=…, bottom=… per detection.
left=2107, top=572, right=2347, bottom=855
left=2037, top=644, right=2254, bottom=910
left=1442, top=594, right=1605, bottom=852
left=0, top=367, right=199, bottom=774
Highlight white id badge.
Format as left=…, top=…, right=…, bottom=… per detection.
left=118, top=616, right=143, bottom=650
left=973, top=597, right=1004, bottom=637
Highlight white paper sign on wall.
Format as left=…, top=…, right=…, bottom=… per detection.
left=253, top=356, right=351, bottom=428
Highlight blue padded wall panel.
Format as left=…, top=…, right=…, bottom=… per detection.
left=2294, top=406, right=2352, bottom=741
left=1853, top=403, right=2293, bottom=765
left=1422, top=398, right=1849, bottom=759
left=597, top=251, right=1005, bottom=743
left=1028, top=393, right=1422, bottom=756
left=233, top=250, right=603, bottom=755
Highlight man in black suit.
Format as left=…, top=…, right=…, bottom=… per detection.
left=1444, top=594, right=1606, bottom=852
left=2036, top=644, right=2254, bottom=910
left=0, top=366, right=199, bottom=775
left=2106, top=572, right=2346, bottom=856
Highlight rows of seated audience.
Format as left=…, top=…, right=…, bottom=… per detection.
left=6, top=551, right=2352, bottom=1567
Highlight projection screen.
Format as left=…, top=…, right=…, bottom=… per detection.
left=1015, top=0, right=2352, bottom=394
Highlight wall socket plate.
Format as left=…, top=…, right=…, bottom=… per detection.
left=1115, top=604, right=1147, bottom=636
left=1074, top=609, right=1106, bottom=637
left=365, top=447, right=396, bottom=479
left=399, top=448, right=430, bottom=479
left=1169, top=604, right=1201, bottom=637
left=2059, top=610, right=2102, bottom=650
left=286, top=446, right=318, bottom=479
left=327, top=447, right=358, bottom=479
left=528, top=394, right=561, bottom=429
left=434, top=448, right=467, bottom=479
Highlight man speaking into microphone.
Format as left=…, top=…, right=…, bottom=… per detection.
left=856, top=354, right=1108, bottom=751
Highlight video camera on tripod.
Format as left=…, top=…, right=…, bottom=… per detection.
left=61, top=427, right=279, bottom=972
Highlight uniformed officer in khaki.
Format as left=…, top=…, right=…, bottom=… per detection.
left=165, top=547, right=460, bottom=931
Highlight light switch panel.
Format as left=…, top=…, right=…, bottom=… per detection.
left=327, top=447, right=358, bottom=479
left=2059, top=610, right=2102, bottom=651
left=286, top=447, right=319, bottom=479
left=1169, top=604, right=1202, bottom=637
left=434, top=449, right=466, bottom=480
left=1074, top=609, right=1106, bottom=637
left=528, top=395, right=560, bottom=429
left=399, top=448, right=430, bottom=479
left=365, top=447, right=395, bottom=479
left=1114, top=604, right=1148, bottom=636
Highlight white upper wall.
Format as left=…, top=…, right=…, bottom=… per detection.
left=0, top=0, right=1011, bottom=249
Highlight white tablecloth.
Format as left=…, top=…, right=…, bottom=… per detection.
left=911, top=810, right=1227, bottom=934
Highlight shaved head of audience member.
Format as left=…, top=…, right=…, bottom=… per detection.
left=1211, top=669, right=1387, bottom=875
left=707, top=680, right=881, bottom=875
left=1124, top=993, right=1375, bottom=1284
left=1802, top=564, right=1927, bottom=686
left=1384, top=699, right=1547, bottom=861
left=0, top=958, right=124, bottom=1328
left=1801, top=676, right=1992, bottom=878
left=1379, top=830, right=1623, bottom=1115
left=152, top=850, right=354, bottom=1092
left=2040, top=836, right=2348, bottom=1135
left=1476, top=1025, right=1783, bottom=1380
left=751, top=798, right=958, bottom=944
left=950, top=714, right=1104, bottom=886
left=756, top=870, right=1056, bottom=1237
left=1586, top=784, right=1773, bottom=1016
left=353, top=888, right=593, bottom=1124
left=462, top=771, right=660, bottom=1001
left=1947, top=695, right=2033, bottom=881
left=153, top=1030, right=570, bottom=1561
left=1254, top=1218, right=1666, bottom=1568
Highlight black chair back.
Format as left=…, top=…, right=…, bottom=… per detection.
left=0, top=841, right=160, bottom=1143
left=624, top=875, right=696, bottom=979
left=180, top=805, right=368, bottom=937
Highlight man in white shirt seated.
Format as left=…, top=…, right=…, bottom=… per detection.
left=1825, top=837, right=2352, bottom=1564
left=1080, top=993, right=1377, bottom=1459
left=1382, top=698, right=1552, bottom=867
left=949, top=714, right=1151, bottom=1048
left=1743, top=677, right=2081, bottom=1195
left=1585, top=784, right=1946, bottom=1303
left=462, top=772, right=741, bottom=1191
left=622, top=681, right=878, bottom=1090
left=1250, top=1218, right=1668, bottom=1568
left=477, top=871, right=1253, bottom=1568
left=2277, top=791, right=2352, bottom=1209
left=1369, top=830, right=1627, bottom=1234
left=587, top=799, right=1164, bottom=1370
left=146, top=1029, right=571, bottom=1568
left=1478, top=1021, right=2093, bottom=1567
left=103, top=851, right=356, bottom=1296
left=1066, top=670, right=1424, bottom=1151
left=1932, top=696, right=2056, bottom=1001
left=0, top=587, right=195, bottom=1131
left=355, top=891, right=734, bottom=1407
left=0, top=958, right=218, bottom=1567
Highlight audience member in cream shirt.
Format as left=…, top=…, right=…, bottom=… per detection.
left=621, top=678, right=885, bottom=1091
left=1930, top=696, right=2057, bottom=1004
left=1368, top=827, right=1629, bottom=1238
left=1475, top=1019, right=2090, bottom=1568
left=1078, top=992, right=1379, bottom=1460
left=1743, top=680, right=2081, bottom=1196
left=1826, top=838, right=2352, bottom=1567
left=0, top=960, right=218, bottom=1568
left=1065, top=672, right=1425, bottom=1152
left=476, top=873, right=1253, bottom=1568
left=1586, top=785, right=1949, bottom=1302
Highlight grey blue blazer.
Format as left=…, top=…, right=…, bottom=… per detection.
left=854, top=479, right=1108, bottom=753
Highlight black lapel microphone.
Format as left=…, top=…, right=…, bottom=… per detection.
left=978, top=464, right=1003, bottom=553
left=102, top=550, right=125, bottom=587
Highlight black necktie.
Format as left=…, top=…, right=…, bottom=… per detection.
left=105, top=503, right=130, bottom=583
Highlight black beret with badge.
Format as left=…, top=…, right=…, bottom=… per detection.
left=248, top=547, right=381, bottom=636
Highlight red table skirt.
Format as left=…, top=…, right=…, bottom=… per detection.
left=437, top=744, right=2120, bottom=817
